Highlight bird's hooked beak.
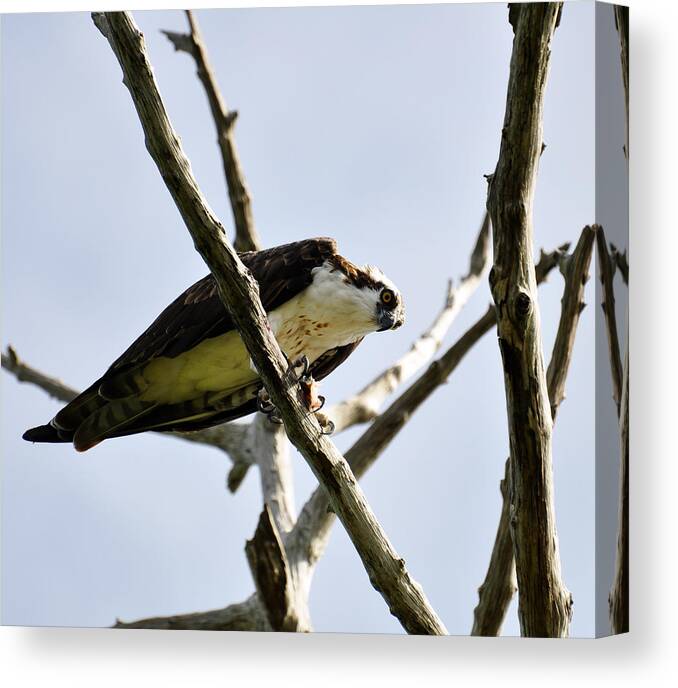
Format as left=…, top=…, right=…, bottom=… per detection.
left=376, top=303, right=404, bottom=332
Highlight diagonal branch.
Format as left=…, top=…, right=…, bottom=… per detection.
left=486, top=2, right=570, bottom=637
left=547, top=225, right=598, bottom=419
left=162, top=11, right=261, bottom=252
left=596, top=227, right=623, bottom=417
left=471, top=225, right=596, bottom=636
left=327, top=212, right=490, bottom=432
left=2, top=346, right=78, bottom=403
left=92, top=10, right=446, bottom=636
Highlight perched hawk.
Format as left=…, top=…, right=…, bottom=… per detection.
left=23, top=238, right=404, bottom=452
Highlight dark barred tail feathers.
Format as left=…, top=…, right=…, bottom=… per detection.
left=22, top=423, right=70, bottom=444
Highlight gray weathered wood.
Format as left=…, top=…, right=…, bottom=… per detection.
left=609, top=4, right=629, bottom=635
left=245, top=505, right=301, bottom=632
left=114, top=593, right=271, bottom=631
left=486, top=2, right=571, bottom=637
left=471, top=226, right=595, bottom=636
left=609, top=339, right=629, bottom=634
left=597, top=227, right=623, bottom=416
left=163, top=10, right=261, bottom=252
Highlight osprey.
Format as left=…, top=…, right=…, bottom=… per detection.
left=23, top=238, right=405, bottom=452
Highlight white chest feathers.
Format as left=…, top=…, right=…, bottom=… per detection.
left=268, top=262, right=380, bottom=363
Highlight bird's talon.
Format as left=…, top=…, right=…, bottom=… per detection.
left=288, top=354, right=310, bottom=383
left=257, top=388, right=276, bottom=415
left=320, top=421, right=335, bottom=436
left=316, top=412, right=335, bottom=436
left=313, top=395, right=326, bottom=412
left=268, top=411, right=283, bottom=425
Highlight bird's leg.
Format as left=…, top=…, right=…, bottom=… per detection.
left=257, top=355, right=335, bottom=435
left=291, top=357, right=335, bottom=436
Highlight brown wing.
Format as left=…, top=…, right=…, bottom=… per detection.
left=50, top=238, right=338, bottom=435
left=108, top=237, right=338, bottom=371
left=309, top=338, right=364, bottom=382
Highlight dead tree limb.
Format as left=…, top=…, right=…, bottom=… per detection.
left=92, top=10, right=446, bottom=636
left=162, top=11, right=261, bottom=252
left=610, top=243, right=628, bottom=286
left=471, top=225, right=595, bottom=636
left=114, top=593, right=271, bottom=631
left=245, top=505, right=300, bottom=632
left=547, top=226, right=597, bottom=420
left=1, top=346, right=78, bottom=403
left=486, top=2, right=571, bottom=637
left=614, top=5, right=629, bottom=162
left=609, top=337, right=629, bottom=634
left=596, top=227, right=623, bottom=417
left=471, top=458, right=516, bottom=636
left=609, top=4, right=629, bottom=635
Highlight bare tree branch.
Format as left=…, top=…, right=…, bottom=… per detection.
left=609, top=4, right=629, bottom=635
left=547, top=225, right=597, bottom=420
left=2, top=346, right=78, bottom=403
left=471, top=225, right=595, bottom=636
left=596, top=227, right=623, bottom=417
left=614, top=5, right=629, bottom=162
left=610, top=243, right=629, bottom=285
left=92, top=10, right=446, bottom=636
left=114, top=593, right=271, bottom=631
left=486, top=2, right=571, bottom=637
left=162, top=11, right=261, bottom=252
left=245, top=505, right=302, bottom=632
left=328, top=213, right=490, bottom=432
left=609, top=337, right=629, bottom=634
left=471, top=458, right=516, bottom=636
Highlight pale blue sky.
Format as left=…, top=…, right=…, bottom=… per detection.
left=1, top=2, right=624, bottom=636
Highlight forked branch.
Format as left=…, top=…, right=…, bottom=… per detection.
left=163, top=10, right=261, bottom=252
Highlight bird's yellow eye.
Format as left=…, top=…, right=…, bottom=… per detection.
left=381, top=289, right=395, bottom=307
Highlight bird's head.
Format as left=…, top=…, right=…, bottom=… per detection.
left=361, top=265, right=406, bottom=333
left=314, top=256, right=405, bottom=337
